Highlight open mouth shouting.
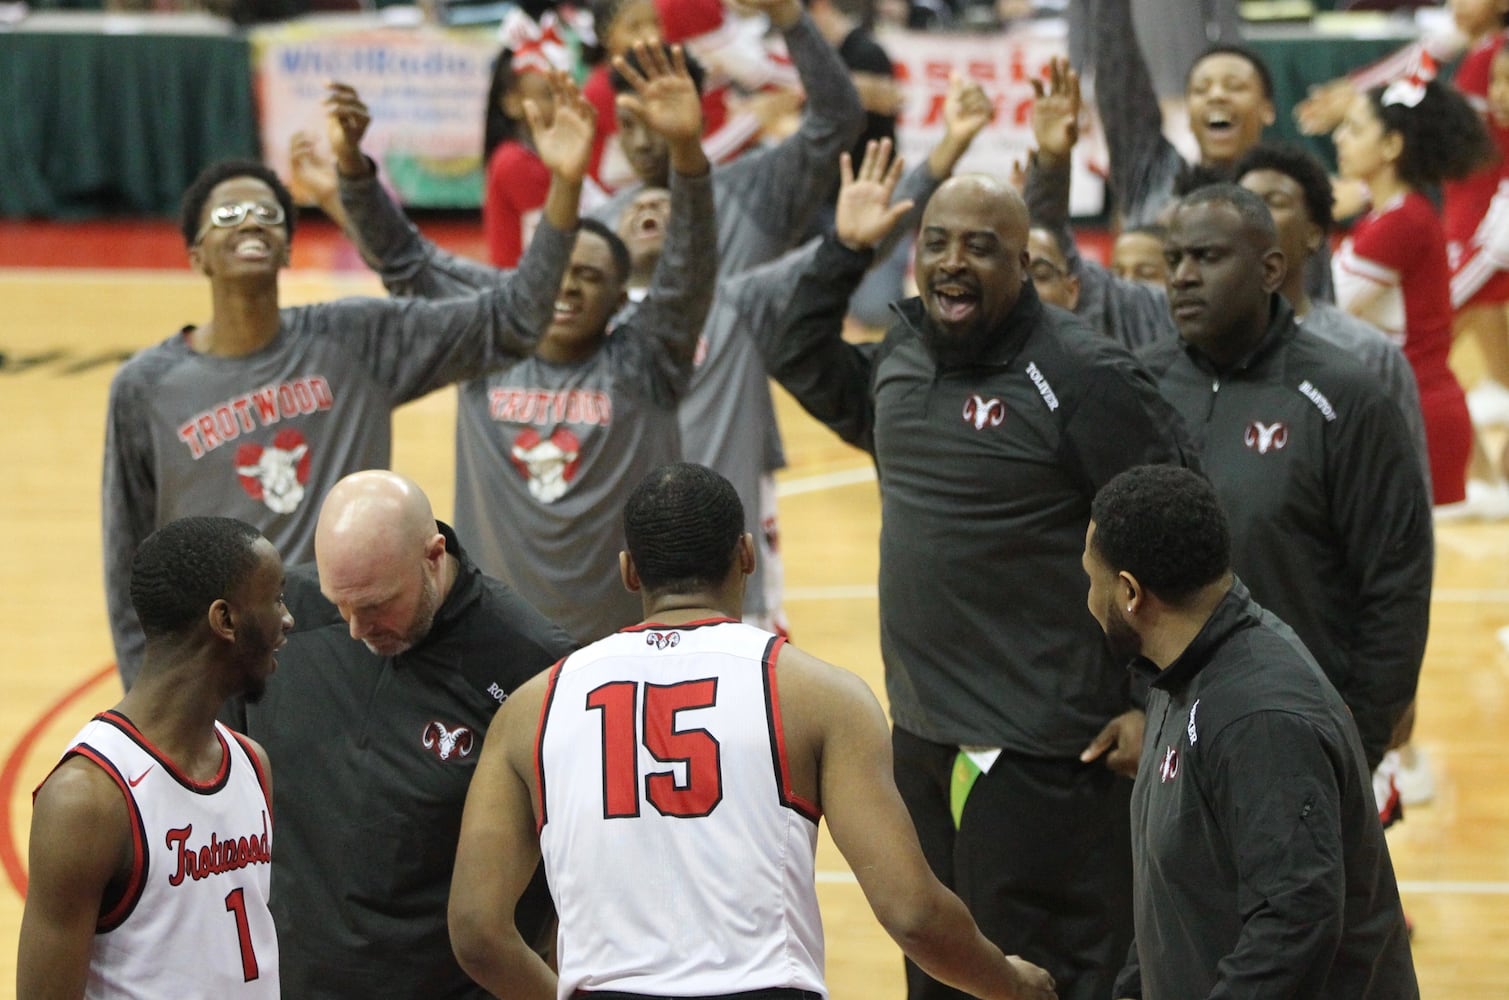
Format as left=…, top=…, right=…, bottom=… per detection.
left=931, top=283, right=981, bottom=326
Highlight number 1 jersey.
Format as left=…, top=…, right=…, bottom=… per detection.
left=48, top=711, right=279, bottom=999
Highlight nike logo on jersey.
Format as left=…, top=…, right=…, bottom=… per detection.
left=128, top=766, right=154, bottom=787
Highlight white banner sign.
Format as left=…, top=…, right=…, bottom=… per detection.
left=253, top=20, right=498, bottom=208
left=879, top=21, right=1105, bottom=217
left=250, top=18, right=1102, bottom=215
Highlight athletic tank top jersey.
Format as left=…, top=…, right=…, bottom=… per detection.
left=45, top=711, right=279, bottom=999
left=535, top=618, right=826, bottom=999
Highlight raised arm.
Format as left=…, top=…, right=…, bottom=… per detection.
left=329, top=78, right=589, bottom=307
left=718, top=0, right=864, bottom=249
left=608, top=42, right=718, bottom=407
left=890, top=74, right=994, bottom=257
left=1024, top=56, right=1084, bottom=260
left=101, top=366, right=156, bottom=689
left=1090, top=0, right=1186, bottom=227
left=1025, top=56, right=1174, bottom=350
left=763, top=140, right=913, bottom=452
left=17, top=761, right=133, bottom=1000
left=783, top=645, right=1056, bottom=1000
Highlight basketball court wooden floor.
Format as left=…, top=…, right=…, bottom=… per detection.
left=1, top=217, right=1506, bottom=996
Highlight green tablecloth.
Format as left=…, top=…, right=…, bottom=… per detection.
left=0, top=26, right=259, bottom=217
left=0, top=16, right=1421, bottom=219
left=1246, top=25, right=1419, bottom=169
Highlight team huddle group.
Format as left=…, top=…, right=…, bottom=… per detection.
left=18, top=0, right=1509, bottom=997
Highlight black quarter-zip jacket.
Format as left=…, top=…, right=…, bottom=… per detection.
left=1114, top=580, right=1417, bottom=999
left=1137, top=299, right=1433, bottom=769
left=233, top=522, right=576, bottom=999
left=768, top=234, right=1195, bottom=755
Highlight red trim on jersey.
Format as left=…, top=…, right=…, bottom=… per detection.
left=228, top=729, right=274, bottom=825
left=66, top=745, right=149, bottom=932
left=762, top=636, right=820, bottom=823
left=620, top=617, right=740, bottom=633
left=533, top=658, right=568, bottom=835
left=97, top=710, right=231, bottom=794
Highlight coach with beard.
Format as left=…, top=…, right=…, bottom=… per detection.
left=763, top=140, right=1195, bottom=1000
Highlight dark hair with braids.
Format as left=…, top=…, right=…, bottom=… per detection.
left=623, top=463, right=745, bottom=595
left=1090, top=465, right=1230, bottom=605
left=179, top=159, right=296, bottom=249
left=1366, top=80, right=1498, bottom=189
left=130, top=517, right=265, bottom=641
left=1234, top=141, right=1335, bottom=234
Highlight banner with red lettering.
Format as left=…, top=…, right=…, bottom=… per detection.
left=249, top=17, right=1101, bottom=214
left=877, top=21, right=1105, bottom=217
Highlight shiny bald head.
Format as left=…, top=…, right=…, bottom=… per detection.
left=315, top=471, right=447, bottom=656
left=915, top=175, right=1032, bottom=365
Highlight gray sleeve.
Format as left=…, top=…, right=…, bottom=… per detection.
left=338, top=163, right=572, bottom=313
left=1024, top=152, right=1086, bottom=271
left=716, top=14, right=864, bottom=244
left=101, top=364, right=156, bottom=689
left=1102, top=277, right=1175, bottom=351
left=1024, top=152, right=1175, bottom=350
left=303, top=223, right=571, bottom=404
left=873, top=160, right=945, bottom=261
left=610, top=169, right=719, bottom=407
left=1090, top=0, right=1187, bottom=227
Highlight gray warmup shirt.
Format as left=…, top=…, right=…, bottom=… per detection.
left=102, top=222, right=572, bottom=684
left=340, top=169, right=717, bottom=644
left=593, top=12, right=864, bottom=618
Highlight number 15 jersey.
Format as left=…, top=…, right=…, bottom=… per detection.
left=535, top=618, right=826, bottom=998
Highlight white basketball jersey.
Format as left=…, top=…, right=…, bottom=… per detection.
left=49, top=711, right=280, bottom=999
left=536, top=618, right=826, bottom=999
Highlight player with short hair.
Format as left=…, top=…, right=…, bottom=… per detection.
left=20, top=516, right=290, bottom=998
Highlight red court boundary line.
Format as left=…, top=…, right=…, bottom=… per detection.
left=1, top=663, right=119, bottom=898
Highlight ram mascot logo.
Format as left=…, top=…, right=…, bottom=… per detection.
left=962, top=395, right=1006, bottom=430
left=645, top=631, right=682, bottom=650
left=235, top=429, right=311, bottom=514
left=1244, top=420, right=1289, bottom=455
left=421, top=722, right=475, bottom=762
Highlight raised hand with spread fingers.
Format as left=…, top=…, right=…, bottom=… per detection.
left=835, top=138, right=915, bottom=253
left=612, top=41, right=709, bottom=178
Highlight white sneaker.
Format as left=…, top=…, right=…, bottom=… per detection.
left=1467, top=378, right=1509, bottom=427
left=1395, top=745, right=1435, bottom=806
left=1435, top=480, right=1509, bottom=522
left=1469, top=479, right=1509, bottom=519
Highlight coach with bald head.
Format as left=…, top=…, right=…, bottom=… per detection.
left=226, top=470, right=575, bottom=1000
left=765, top=141, right=1194, bottom=1000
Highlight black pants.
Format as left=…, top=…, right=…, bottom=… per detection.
left=892, top=727, right=1134, bottom=1000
